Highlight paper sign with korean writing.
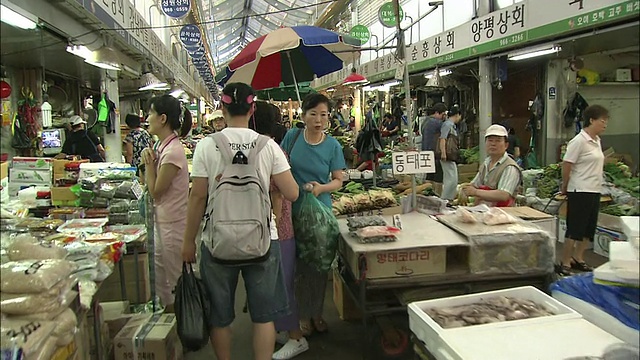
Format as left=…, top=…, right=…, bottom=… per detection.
left=392, top=151, right=436, bottom=175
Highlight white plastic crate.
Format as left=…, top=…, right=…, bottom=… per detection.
left=408, top=286, right=581, bottom=354
left=430, top=318, right=626, bottom=360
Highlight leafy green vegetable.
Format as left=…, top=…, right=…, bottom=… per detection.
left=600, top=204, right=640, bottom=216
left=459, top=146, right=480, bottom=164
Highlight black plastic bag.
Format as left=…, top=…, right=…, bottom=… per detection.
left=174, top=263, right=211, bottom=351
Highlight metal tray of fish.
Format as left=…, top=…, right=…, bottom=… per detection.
left=408, top=286, right=582, bottom=353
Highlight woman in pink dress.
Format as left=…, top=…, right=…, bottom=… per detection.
left=141, top=95, right=192, bottom=312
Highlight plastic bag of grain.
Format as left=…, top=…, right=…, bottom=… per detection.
left=1, top=278, right=76, bottom=315
left=7, top=234, right=68, bottom=261
left=31, top=335, right=58, bottom=360
left=0, top=259, right=77, bottom=293
left=9, top=290, right=78, bottom=321
left=0, top=319, right=55, bottom=358
left=51, top=308, right=77, bottom=342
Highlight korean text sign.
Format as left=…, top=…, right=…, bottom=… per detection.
left=392, top=151, right=436, bottom=175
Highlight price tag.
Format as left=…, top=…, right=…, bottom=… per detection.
left=392, top=214, right=402, bottom=229
left=131, top=180, right=144, bottom=200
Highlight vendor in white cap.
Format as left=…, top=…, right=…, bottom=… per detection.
left=57, top=115, right=105, bottom=162
left=209, top=110, right=226, bottom=132
left=463, top=124, right=521, bottom=207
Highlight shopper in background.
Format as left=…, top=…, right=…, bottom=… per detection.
left=140, top=95, right=191, bottom=312
left=463, top=124, right=521, bottom=207
left=421, top=103, right=447, bottom=182
left=439, top=105, right=462, bottom=201
left=280, top=93, right=346, bottom=338
left=210, top=110, right=227, bottom=132
left=381, top=112, right=399, bottom=138
left=57, top=115, right=106, bottom=162
left=558, top=105, right=608, bottom=276
left=181, top=83, right=298, bottom=360
left=249, top=101, right=308, bottom=359
left=123, top=113, right=152, bottom=176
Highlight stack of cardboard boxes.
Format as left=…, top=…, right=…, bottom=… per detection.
left=8, top=157, right=53, bottom=196
left=51, top=158, right=89, bottom=205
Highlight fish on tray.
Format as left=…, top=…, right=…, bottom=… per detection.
left=425, top=296, right=554, bottom=329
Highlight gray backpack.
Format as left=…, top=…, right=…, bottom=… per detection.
left=203, top=133, right=272, bottom=264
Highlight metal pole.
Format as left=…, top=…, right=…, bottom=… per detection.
left=377, top=5, right=440, bottom=51
left=392, top=0, right=417, bottom=210
left=286, top=51, right=303, bottom=106
left=478, top=0, right=492, bottom=161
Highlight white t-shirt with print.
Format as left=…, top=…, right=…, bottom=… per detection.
left=191, top=128, right=291, bottom=240
left=563, top=130, right=604, bottom=193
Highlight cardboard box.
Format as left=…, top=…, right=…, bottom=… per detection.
left=53, top=159, right=89, bottom=180
left=52, top=186, right=78, bottom=202
left=102, top=301, right=134, bottom=341
left=502, top=206, right=557, bottom=239
left=9, top=167, right=52, bottom=183
left=594, top=226, right=628, bottom=258
left=96, top=252, right=151, bottom=304
left=0, top=161, right=8, bottom=179
left=11, top=157, right=53, bottom=169
left=8, top=182, right=50, bottom=197
left=113, top=314, right=183, bottom=360
left=332, top=268, right=361, bottom=321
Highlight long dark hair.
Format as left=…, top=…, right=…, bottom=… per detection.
left=221, top=83, right=255, bottom=117
left=147, top=95, right=192, bottom=138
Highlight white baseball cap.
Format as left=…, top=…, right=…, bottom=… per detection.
left=209, top=110, right=224, bottom=120
left=485, top=124, right=508, bottom=138
left=69, top=115, right=86, bottom=126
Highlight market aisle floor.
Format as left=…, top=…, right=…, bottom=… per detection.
left=185, top=278, right=364, bottom=360
left=185, top=246, right=607, bottom=360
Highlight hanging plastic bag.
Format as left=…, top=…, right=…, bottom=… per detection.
left=175, top=263, right=211, bottom=352
left=293, top=192, right=340, bottom=272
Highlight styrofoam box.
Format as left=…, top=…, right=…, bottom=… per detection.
left=408, top=286, right=582, bottom=355
left=430, top=318, right=626, bottom=360
left=552, top=291, right=639, bottom=348
left=620, top=216, right=639, bottom=239
left=609, top=241, right=639, bottom=272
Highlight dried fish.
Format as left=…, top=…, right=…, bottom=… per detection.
left=425, top=296, right=554, bottom=329
left=347, top=216, right=387, bottom=231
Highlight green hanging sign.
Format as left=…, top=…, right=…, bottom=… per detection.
left=349, top=25, right=371, bottom=45
left=378, top=2, right=403, bottom=28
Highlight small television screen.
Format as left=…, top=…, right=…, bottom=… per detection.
left=42, top=129, right=65, bottom=155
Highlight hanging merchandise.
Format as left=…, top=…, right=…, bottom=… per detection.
left=18, top=88, right=38, bottom=140
left=11, top=114, right=31, bottom=150
left=0, top=80, right=11, bottom=99
left=563, top=92, right=589, bottom=133
left=97, top=94, right=109, bottom=124
left=105, top=92, right=116, bottom=134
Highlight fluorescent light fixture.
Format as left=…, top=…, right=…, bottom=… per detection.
left=425, top=69, right=452, bottom=78
left=66, top=45, right=93, bottom=59
left=85, top=46, right=121, bottom=70
left=170, top=87, right=185, bottom=98
left=1, top=4, right=37, bottom=30
left=508, top=45, right=561, bottom=61
left=139, top=72, right=168, bottom=91
left=363, top=80, right=401, bottom=92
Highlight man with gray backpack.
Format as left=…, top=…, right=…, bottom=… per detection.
left=181, top=83, right=299, bottom=360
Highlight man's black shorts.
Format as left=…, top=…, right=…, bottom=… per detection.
left=565, top=192, right=600, bottom=241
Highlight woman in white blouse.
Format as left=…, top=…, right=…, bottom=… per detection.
left=559, top=105, right=608, bottom=276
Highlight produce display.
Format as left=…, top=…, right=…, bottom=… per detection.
left=459, top=146, right=480, bottom=165
left=425, top=296, right=554, bottom=329
left=332, top=184, right=398, bottom=216
left=393, top=180, right=435, bottom=197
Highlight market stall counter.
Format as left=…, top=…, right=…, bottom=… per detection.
left=335, top=211, right=555, bottom=359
